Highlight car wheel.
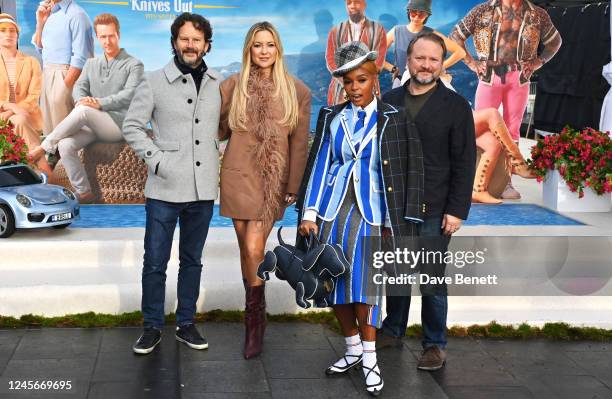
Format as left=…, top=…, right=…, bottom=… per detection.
left=52, top=223, right=71, bottom=229
left=0, top=205, right=16, bottom=238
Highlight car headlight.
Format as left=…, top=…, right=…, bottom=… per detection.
left=62, top=188, right=76, bottom=200
left=16, top=194, right=32, bottom=208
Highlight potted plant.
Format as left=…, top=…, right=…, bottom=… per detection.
left=529, top=127, right=611, bottom=212
left=0, top=120, right=29, bottom=164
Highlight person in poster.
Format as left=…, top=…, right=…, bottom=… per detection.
left=297, top=41, right=424, bottom=396
left=379, top=0, right=536, bottom=203
left=123, top=12, right=221, bottom=355
left=325, top=0, right=387, bottom=105
left=28, top=13, right=144, bottom=203
left=383, top=0, right=465, bottom=89
left=0, top=13, right=52, bottom=175
left=450, top=0, right=562, bottom=199
left=31, top=0, right=94, bottom=135
left=218, top=21, right=311, bottom=359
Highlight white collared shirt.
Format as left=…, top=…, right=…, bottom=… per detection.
left=349, top=19, right=364, bottom=41
left=351, top=97, right=377, bottom=132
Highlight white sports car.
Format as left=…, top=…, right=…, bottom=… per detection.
left=0, top=162, right=80, bottom=238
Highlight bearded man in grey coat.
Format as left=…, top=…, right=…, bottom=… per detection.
left=123, top=12, right=222, bottom=355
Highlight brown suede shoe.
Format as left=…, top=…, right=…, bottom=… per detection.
left=376, top=330, right=403, bottom=350
left=417, top=346, right=446, bottom=371
left=77, top=191, right=96, bottom=204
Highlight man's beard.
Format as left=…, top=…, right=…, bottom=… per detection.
left=348, top=12, right=365, bottom=23
left=411, top=68, right=440, bottom=86
left=177, top=48, right=205, bottom=67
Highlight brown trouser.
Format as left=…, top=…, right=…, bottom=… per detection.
left=9, top=114, right=41, bottom=152
left=40, top=64, right=74, bottom=135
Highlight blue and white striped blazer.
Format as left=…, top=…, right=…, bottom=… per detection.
left=303, top=101, right=386, bottom=225
left=297, top=101, right=425, bottom=240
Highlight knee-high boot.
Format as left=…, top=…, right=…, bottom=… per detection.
left=244, top=284, right=266, bottom=359
left=491, top=123, right=536, bottom=179
left=472, top=152, right=503, bottom=204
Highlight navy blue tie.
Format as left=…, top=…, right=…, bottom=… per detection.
left=354, top=110, right=366, bottom=153
left=355, top=110, right=366, bottom=132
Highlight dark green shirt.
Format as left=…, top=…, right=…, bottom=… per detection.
left=404, top=81, right=437, bottom=120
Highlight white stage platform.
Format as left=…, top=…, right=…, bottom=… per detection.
left=2, top=140, right=612, bottom=328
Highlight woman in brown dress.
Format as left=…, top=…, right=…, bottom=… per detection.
left=219, top=21, right=311, bottom=359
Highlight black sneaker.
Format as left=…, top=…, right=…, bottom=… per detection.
left=176, top=324, right=208, bottom=350
left=133, top=327, right=162, bottom=355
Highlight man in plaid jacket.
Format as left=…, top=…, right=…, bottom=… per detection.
left=378, top=32, right=476, bottom=371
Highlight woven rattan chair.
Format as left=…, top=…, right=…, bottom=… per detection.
left=52, top=141, right=147, bottom=204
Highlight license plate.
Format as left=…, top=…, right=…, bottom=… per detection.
left=51, top=212, right=72, bottom=222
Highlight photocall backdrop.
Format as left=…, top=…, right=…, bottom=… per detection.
left=16, top=0, right=482, bottom=113
left=14, top=0, right=485, bottom=203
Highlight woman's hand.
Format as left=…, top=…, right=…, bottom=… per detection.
left=298, top=220, right=318, bottom=237
left=284, top=193, right=297, bottom=205
left=0, top=110, right=14, bottom=121
left=2, top=103, right=17, bottom=113
left=7, top=104, right=29, bottom=117
left=440, top=71, right=452, bottom=83
left=391, top=66, right=400, bottom=82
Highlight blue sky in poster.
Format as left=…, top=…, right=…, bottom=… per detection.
left=16, top=0, right=479, bottom=70
left=15, top=0, right=483, bottom=114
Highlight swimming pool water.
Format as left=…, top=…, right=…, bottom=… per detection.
left=70, top=204, right=583, bottom=228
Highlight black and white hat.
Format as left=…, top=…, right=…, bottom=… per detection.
left=332, top=41, right=378, bottom=77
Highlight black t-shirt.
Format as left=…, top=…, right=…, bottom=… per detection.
left=404, top=81, right=438, bottom=120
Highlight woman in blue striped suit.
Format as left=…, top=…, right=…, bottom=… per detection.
left=297, top=41, right=424, bottom=397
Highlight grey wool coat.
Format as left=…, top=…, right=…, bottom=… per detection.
left=123, top=60, right=222, bottom=202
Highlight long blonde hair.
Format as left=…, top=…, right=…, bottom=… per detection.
left=228, top=21, right=299, bottom=131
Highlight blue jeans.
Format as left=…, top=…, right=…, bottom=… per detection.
left=382, top=216, right=449, bottom=349
left=142, top=198, right=214, bottom=329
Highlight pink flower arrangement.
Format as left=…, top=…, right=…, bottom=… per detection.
left=0, top=119, right=29, bottom=165
left=528, top=127, right=612, bottom=198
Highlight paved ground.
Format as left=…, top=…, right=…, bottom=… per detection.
left=0, top=322, right=611, bottom=399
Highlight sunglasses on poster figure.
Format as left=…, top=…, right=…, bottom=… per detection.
left=257, top=227, right=349, bottom=309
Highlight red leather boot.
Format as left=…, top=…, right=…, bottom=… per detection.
left=244, top=284, right=266, bottom=359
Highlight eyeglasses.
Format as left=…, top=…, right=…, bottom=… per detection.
left=408, top=10, right=428, bottom=17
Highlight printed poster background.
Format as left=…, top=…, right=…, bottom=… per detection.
left=16, top=0, right=482, bottom=125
